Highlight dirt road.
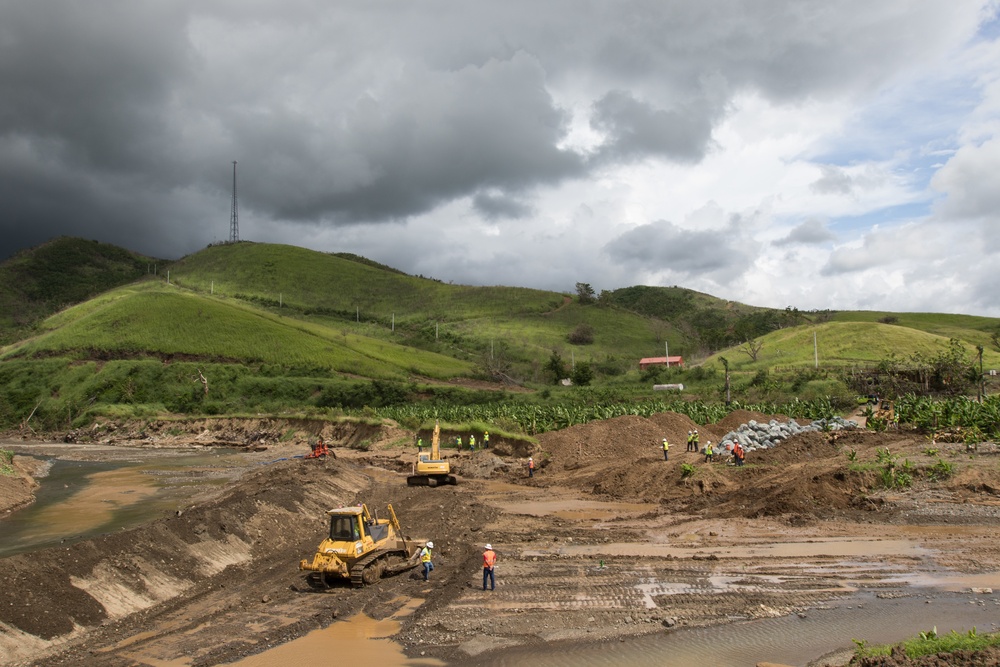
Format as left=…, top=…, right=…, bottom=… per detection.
left=2, top=413, right=1000, bottom=666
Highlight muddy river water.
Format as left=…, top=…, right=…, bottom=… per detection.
left=0, top=444, right=265, bottom=557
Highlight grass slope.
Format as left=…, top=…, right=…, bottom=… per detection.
left=164, top=242, right=674, bottom=369
left=705, top=321, right=1000, bottom=372
left=2, top=281, right=471, bottom=380
left=0, top=237, right=161, bottom=343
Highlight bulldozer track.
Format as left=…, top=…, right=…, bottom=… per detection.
left=350, top=547, right=411, bottom=587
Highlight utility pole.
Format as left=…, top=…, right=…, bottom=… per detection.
left=978, top=345, right=985, bottom=403
left=720, top=356, right=731, bottom=406
left=230, top=161, right=240, bottom=243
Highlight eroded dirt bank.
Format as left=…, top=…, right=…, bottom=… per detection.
left=2, top=412, right=1000, bottom=666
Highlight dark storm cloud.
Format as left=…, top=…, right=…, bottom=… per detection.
left=774, top=219, right=836, bottom=246
left=472, top=192, right=533, bottom=220
left=589, top=91, right=715, bottom=163
left=603, top=217, right=756, bottom=281
left=232, top=52, right=584, bottom=223
left=0, top=0, right=985, bottom=267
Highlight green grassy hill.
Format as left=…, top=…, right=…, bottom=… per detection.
left=165, top=242, right=677, bottom=374
left=3, top=281, right=470, bottom=380
left=706, top=321, right=1000, bottom=371
left=2, top=237, right=999, bottom=430
left=0, top=237, right=161, bottom=344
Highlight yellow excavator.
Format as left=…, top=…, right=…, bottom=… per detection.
left=407, top=421, right=457, bottom=487
left=299, top=503, right=424, bottom=587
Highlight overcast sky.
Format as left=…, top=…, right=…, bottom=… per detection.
left=2, top=1, right=999, bottom=315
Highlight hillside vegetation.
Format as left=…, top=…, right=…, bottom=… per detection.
left=2, top=238, right=999, bottom=431
left=0, top=237, right=160, bottom=344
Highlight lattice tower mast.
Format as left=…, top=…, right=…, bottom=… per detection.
left=229, top=160, right=239, bottom=242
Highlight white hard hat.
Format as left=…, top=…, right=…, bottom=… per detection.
left=484, top=543, right=492, bottom=550
left=528, top=457, right=533, bottom=460
left=426, top=541, right=434, bottom=549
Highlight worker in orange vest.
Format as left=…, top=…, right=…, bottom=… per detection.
left=482, top=544, right=497, bottom=591
left=527, top=457, right=535, bottom=478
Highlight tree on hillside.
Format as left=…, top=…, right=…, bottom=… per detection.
left=575, top=282, right=596, bottom=304
left=739, top=339, right=764, bottom=362
left=990, top=327, right=1000, bottom=353
left=545, top=351, right=568, bottom=384
left=571, top=362, right=594, bottom=386
left=567, top=323, right=595, bottom=345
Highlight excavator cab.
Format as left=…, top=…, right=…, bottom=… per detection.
left=408, top=421, right=457, bottom=486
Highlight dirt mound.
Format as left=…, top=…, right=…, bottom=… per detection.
left=537, top=413, right=701, bottom=470
left=744, top=431, right=843, bottom=466
left=522, top=414, right=910, bottom=518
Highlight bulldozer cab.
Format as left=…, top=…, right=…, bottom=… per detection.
left=326, top=505, right=390, bottom=545
left=329, top=514, right=363, bottom=542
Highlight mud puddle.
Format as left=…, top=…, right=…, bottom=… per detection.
left=0, top=448, right=256, bottom=557
left=230, top=597, right=441, bottom=667
left=468, top=591, right=1000, bottom=667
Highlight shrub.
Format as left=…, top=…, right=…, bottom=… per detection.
left=0, top=449, right=14, bottom=477
left=927, top=458, right=955, bottom=481
left=680, top=463, right=696, bottom=479
left=567, top=323, right=595, bottom=345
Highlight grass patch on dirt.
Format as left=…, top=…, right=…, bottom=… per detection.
left=0, top=449, right=14, bottom=476
left=852, top=626, right=1000, bottom=661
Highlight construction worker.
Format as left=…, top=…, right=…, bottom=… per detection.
left=686, top=430, right=694, bottom=452
left=527, top=457, right=535, bottom=478
left=733, top=442, right=745, bottom=467
left=662, top=438, right=670, bottom=461
left=469, top=434, right=476, bottom=450
left=482, top=544, right=497, bottom=591
left=704, top=440, right=714, bottom=463
left=417, top=437, right=423, bottom=453
left=420, top=541, right=434, bottom=581
left=456, top=435, right=463, bottom=450
left=692, top=429, right=700, bottom=452
left=483, top=431, right=489, bottom=449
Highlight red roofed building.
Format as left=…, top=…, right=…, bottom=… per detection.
left=639, top=356, right=684, bottom=370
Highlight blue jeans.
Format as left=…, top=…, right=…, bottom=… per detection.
left=423, top=561, right=434, bottom=580
left=483, top=567, right=495, bottom=590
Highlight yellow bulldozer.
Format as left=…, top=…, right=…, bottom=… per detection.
left=299, top=503, right=424, bottom=587
left=407, top=421, right=457, bottom=487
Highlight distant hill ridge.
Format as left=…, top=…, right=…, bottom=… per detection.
left=2, top=237, right=998, bottom=374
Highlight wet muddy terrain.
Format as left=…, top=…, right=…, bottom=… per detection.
left=2, top=411, right=1000, bottom=666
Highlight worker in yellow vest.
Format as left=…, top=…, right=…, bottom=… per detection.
left=420, top=541, right=434, bottom=581
left=662, top=438, right=670, bottom=461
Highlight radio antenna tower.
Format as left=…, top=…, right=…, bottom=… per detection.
left=229, top=160, right=240, bottom=243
